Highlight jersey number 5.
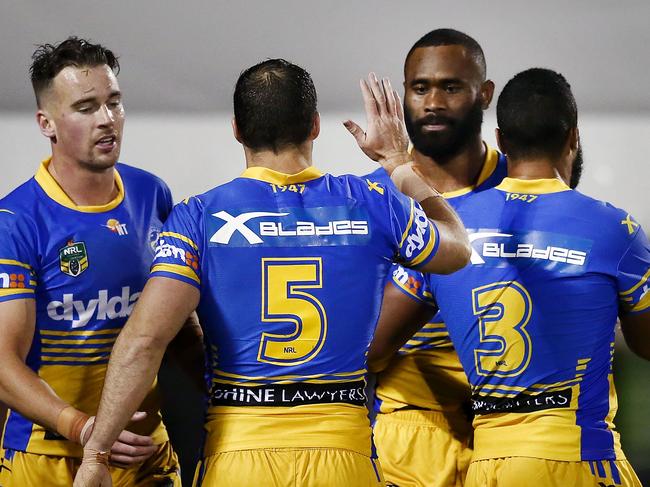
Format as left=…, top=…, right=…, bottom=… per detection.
left=258, top=258, right=328, bottom=366
left=472, top=281, right=533, bottom=377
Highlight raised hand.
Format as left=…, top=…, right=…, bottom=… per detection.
left=344, top=72, right=411, bottom=174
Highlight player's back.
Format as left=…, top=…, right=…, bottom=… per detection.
left=151, top=166, right=437, bottom=456
left=421, top=177, right=649, bottom=462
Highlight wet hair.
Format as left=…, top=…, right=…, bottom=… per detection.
left=234, top=58, right=318, bottom=152
left=497, top=68, right=578, bottom=160
left=30, top=36, right=119, bottom=106
left=405, top=28, right=486, bottom=80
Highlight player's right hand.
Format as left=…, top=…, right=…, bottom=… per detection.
left=343, top=72, right=411, bottom=174
left=80, top=411, right=158, bottom=466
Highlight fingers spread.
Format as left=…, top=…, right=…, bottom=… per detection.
left=367, top=73, right=387, bottom=117
left=360, top=79, right=379, bottom=122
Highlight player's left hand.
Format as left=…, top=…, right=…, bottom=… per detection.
left=343, top=72, right=411, bottom=174
left=73, top=462, right=112, bottom=487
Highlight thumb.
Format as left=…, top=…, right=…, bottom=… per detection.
left=343, top=120, right=365, bottom=145
left=130, top=411, right=147, bottom=423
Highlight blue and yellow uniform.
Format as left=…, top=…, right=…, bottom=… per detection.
left=371, top=147, right=506, bottom=487
left=397, top=177, right=648, bottom=486
left=149, top=165, right=439, bottom=487
left=0, top=159, right=180, bottom=486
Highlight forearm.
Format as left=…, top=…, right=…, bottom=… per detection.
left=85, top=277, right=200, bottom=452
left=0, top=354, right=71, bottom=432
left=85, top=329, right=167, bottom=451
left=388, top=163, right=470, bottom=273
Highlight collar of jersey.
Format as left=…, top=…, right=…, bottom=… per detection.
left=240, top=165, right=324, bottom=185
left=441, top=144, right=500, bottom=199
left=35, top=157, right=125, bottom=213
left=495, top=177, right=570, bottom=194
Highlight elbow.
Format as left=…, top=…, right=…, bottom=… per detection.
left=438, top=240, right=471, bottom=275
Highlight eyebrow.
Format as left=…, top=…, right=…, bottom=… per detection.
left=70, top=90, right=122, bottom=107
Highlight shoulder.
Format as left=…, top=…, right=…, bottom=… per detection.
left=0, top=178, right=41, bottom=229
left=115, top=162, right=171, bottom=193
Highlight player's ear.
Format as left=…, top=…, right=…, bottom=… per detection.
left=37, top=109, right=56, bottom=141
left=481, top=80, right=495, bottom=110
left=569, top=126, right=579, bottom=152
left=231, top=118, right=243, bottom=144
left=309, top=112, right=320, bottom=141
left=495, top=128, right=505, bottom=154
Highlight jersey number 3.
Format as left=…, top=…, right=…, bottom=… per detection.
left=258, top=258, right=328, bottom=366
left=472, top=281, right=533, bottom=377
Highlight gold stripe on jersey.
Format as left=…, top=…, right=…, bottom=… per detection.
left=159, top=231, right=199, bottom=250
left=35, top=158, right=125, bottom=213
left=151, top=263, right=200, bottom=283
left=41, top=355, right=109, bottom=364
left=620, top=268, right=650, bottom=293
left=212, top=368, right=366, bottom=381
left=441, top=146, right=500, bottom=198
left=43, top=346, right=113, bottom=354
left=407, top=225, right=436, bottom=266
left=399, top=199, right=416, bottom=247
left=40, top=337, right=116, bottom=345
left=0, top=258, right=32, bottom=269
left=40, top=327, right=121, bottom=336
left=240, top=166, right=324, bottom=185
left=0, top=288, right=35, bottom=296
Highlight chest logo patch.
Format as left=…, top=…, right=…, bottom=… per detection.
left=59, top=241, right=89, bottom=277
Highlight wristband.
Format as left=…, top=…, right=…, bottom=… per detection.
left=56, top=406, right=90, bottom=444
left=390, top=164, right=439, bottom=202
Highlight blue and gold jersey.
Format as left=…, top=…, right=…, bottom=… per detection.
left=149, top=165, right=438, bottom=456
left=397, top=177, right=650, bottom=462
left=373, top=147, right=507, bottom=414
left=0, top=158, right=172, bottom=457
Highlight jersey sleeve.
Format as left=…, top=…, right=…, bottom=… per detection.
left=385, top=187, right=439, bottom=269
left=150, top=197, right=204, bottom=290
left=0, top=211, right=38, bottom=302
left=389, top=264, right=437, bottom=307
left=617, top=224, right=650, bottom=314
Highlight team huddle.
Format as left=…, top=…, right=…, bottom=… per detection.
left=0, top=28, right=647, bottom=487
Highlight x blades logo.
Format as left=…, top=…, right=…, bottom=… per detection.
left=210, top=211, right=289, bottom=244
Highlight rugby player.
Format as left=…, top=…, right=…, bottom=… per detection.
left=346, top=29, right=506, bottom=487
left=374, top=68, right=649, bottom=486
left=73, top=60, right=471, bottom=486
left=0, top=37, right=190, bottom=486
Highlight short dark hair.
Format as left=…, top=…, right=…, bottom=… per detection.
left=497, top=68, right=578, bottom=160
left=30, top=36, right=120, bottom=107
left=233, top=59, right=317, bottom=152
left=405, top=28, right=486, bottom=80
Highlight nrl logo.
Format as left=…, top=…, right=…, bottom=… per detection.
left=59, top=241, right=89, bottom=277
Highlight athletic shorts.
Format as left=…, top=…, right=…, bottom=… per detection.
left=0, top=440, right=180, bottom=486
left=373, top=409, right=473, bottom=487
left=192, top=448, right=384, bottom=487
left=465, top=457, right=642, bottom=487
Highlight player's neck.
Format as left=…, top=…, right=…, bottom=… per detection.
left=411, top=137, right=486, bottom=193
left=48, top=154, right=118, bottom=206
left=244, top=142, right=313, bottom=174
left=507, top=158, right=563, bottom=180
